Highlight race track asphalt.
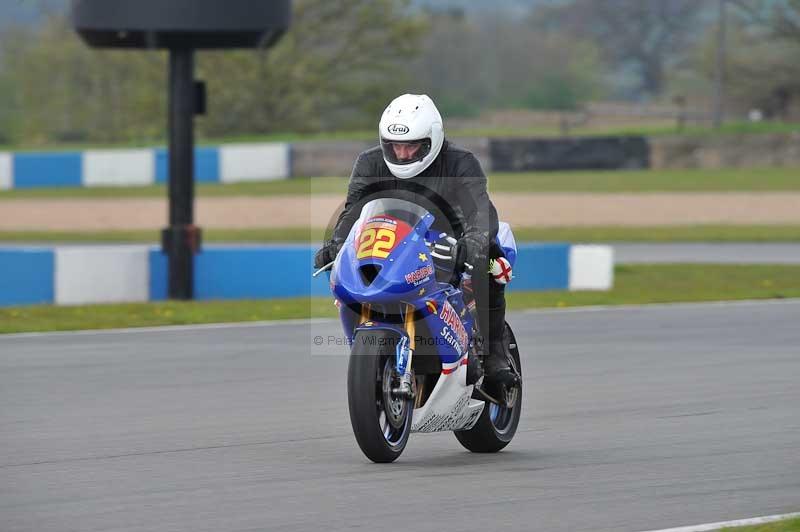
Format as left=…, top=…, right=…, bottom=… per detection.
left=1, top=300, right=799, bottom=532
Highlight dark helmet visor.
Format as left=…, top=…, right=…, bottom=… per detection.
left=380, top=138, right=432, bottom=165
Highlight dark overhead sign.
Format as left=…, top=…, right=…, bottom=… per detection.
left=72, top=0, right=291, bottom=49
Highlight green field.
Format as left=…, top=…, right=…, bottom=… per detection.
left=1, top=225, right=798, bottom=244
left=0, top=167, right=798, bottom=200
left=3, top=120, right=799, bottom=152
left=721, top=516, right=800, bottom=532
left=487, top=167, right=800, bottom=192
left=1, top=264, right=798, bottom=334
left=509, top=225, right=800, bottom=243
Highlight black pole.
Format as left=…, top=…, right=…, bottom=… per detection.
left=162, top=47, right=201, bottom=300
left=713, top=0, right=727, bottom=129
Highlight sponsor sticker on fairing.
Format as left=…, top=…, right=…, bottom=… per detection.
left=439, top=300, right=469, bottom=355
left=414, top=393, right=473, bottom=432
left=355, top=215, right=411, bottom=260
left=404, top=265, right=434, bottom=286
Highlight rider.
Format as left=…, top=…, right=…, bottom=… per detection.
left=314, top=93, right=519, bottom=389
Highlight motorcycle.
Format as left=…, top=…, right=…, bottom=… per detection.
left=314, top=197, right=522, bottom=463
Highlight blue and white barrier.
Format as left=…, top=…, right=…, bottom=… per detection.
left=219, top=143, right=291, bottom=183
left=55, top=247, right=151, bottom=305
left=83, top=149, right=155, bottom=187
left=13, top=152, right=83, bottom=188
left=0, top=152, right=12, bottom=190
left=0, top=143, right=291, bottom=190
left=0, top=248, right=55, bottom=306
left=0, top=244, right=613, bottom=308
left=568, top=245, right=615, bottom=290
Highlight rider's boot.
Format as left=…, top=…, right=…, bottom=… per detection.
left=481, top=302, right=520, bottom=390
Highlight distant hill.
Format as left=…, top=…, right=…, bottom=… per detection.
left=0, top=0, right=68, bottom=29
left=414, top=0, right=541, bottom=15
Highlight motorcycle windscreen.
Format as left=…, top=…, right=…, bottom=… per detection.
left=351, top=198, right=430, bottom=262
left=333, top=198, right=436, bottom=303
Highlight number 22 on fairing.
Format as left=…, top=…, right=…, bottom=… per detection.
left=357, top=228, right=396, bottom=259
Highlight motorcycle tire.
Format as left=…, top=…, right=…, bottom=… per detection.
left=347, top=330, right=412, bottom=463
left=454, top=323, right=522, bottom=453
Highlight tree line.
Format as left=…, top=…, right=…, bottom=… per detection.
left=0, top=0, right=798, bottom=146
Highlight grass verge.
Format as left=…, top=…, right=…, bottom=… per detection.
left=506, top=264, right=800, bottom=310
left=1, top=264, right=798, bottom=334
left=720, top=516, right=800, bottom=532
left=1, top=225, right=799, bottom=244
left=3, top=120, right=799, bottom=152
left=489, top=167, right=800, bottom=192
left=1, top=167, right=799, bottom=200
left=511, top=225, right=800, bottom=243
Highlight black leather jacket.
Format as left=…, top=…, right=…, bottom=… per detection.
left=331, top=141, right=499, bottom=247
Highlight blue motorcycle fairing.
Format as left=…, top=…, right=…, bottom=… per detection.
left=331, top=198, right=477, bottom=373
left=420, top=286, right=474, bottom=365
left=332, top=211, right=437, bottom=305
left=350, top=286, right=473, bottom=371
left=346, top=282, right=472, bottom=365
left=352, top=321, right=410, bottom=376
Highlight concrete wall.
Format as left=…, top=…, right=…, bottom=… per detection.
left=650, top=133, right=800, bottom=169
left=452, top=137, right=492, bottom=173
left=289, top=137, right=491, bottom=177
left=290, top=140, right=372, bottom=178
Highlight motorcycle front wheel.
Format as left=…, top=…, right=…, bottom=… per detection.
left=454, top=323, right=522, bottom=453
left=347, top=330, right=412, bottom=463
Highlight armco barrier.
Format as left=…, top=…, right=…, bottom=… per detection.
left=489, top=136, right=650, bottom=172
left=0, top=244, right=613, bottom=308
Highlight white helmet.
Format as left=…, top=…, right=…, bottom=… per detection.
left=379, top=94, right=444, bottom=179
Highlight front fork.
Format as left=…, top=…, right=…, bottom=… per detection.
left=393, top=304, right=416, bottom=399
left=355, top=303, right=416, bottom=400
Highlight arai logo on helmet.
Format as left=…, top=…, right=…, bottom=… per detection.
left=387, top=124, right=410, bottom=135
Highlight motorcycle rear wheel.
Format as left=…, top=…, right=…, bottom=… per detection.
left=454, top=323, right=522, bottom=453
left=347, top=330, right=412, bottom=463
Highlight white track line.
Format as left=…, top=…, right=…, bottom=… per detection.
left=639, top=512, right=800, bottom=532
left=2, top=298, right=798, bottom=341
left=0, top=318, right=338, bottom=341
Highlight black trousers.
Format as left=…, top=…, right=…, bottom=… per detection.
left=465, top=246, right=507, bottom=353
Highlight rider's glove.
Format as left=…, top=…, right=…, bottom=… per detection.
left=314, top=240, right=342, bottom=269
left=455, top=232, right=489, bottom=270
